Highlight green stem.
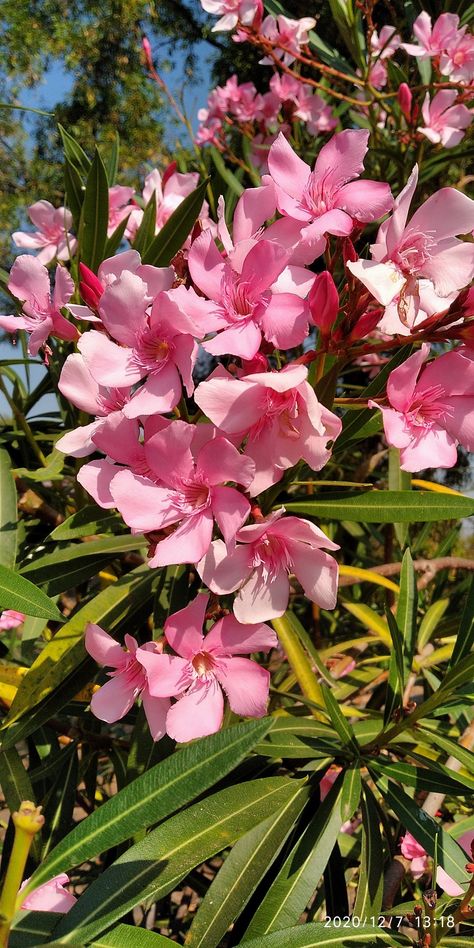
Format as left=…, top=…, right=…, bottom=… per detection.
left=0, top=802, right=44, bottom=947
left=0, top=376, right=46, bottom=467
left=271, top=614, right=325, bottom=721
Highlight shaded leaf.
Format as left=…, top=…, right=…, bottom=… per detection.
left=0, top=564, right=63, bottom=621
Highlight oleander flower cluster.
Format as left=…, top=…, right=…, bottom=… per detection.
left=196, top=6, right=473, bottom=163
left=2, top=119, right=474, bottom=745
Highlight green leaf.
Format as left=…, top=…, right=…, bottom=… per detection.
left=59, top=125, right=91, bottom=176
left=48, top=506, right=122, bottom=541
left=241, top=923, right=411, bottom=946
left=263, top=0, right=354, bottom=75
left=254, top=715, right=338, bottom=759
left=383, top=605, right=405, bottom=726
left=9, top=911, right=60, bottom=947
left=282, top=490, right=474, bottom=523
left=103, top=212, right=130, bottom=258
left=80, top=148, right=109, bottom=271
left=0, top=447, right=18, bottom=568
left=64, top=160, right=85, bottom=230
left=340, top=764, right=362, bottom=823
left=19, top=534, right=146, bottom=595
left=417, top=728, right=474, bottom=777
left=51, top=777, right=302, bottom=942
left=370, top=760, right=473, bottom=797
left=388, top=448, right=411, bottom=548
left=449, top=576, right=474, bottom=669
left=23, top=720, right=274, bottom=894
left=132, top=191, right=157, bottom=255
left=322, top=686, right=360, bottom=756
left=209, top=147, right=244, bottom=196
left=418, top=598, right=449, bottom=651
left=0, top=564, right=63, bottom=621
left=185, top=783, right=310, bottom=948
left=41, top=746, right=79, bottom=858
left=141, top=178, right=209, bottom=267
left=243, top=772, right=345, bottom=937
left=396, top=549, right=418, bottom=675
left=1, top=564, right=155, bottom=737
left=373, top=776, right=470, bottom=887
left=0, top=748, right=41, bottom=860
left=353, top=785, right=384, bottom=918
left=92, top=925, right=174, bottom=946
left=335, top=345, right=413, bottom=452
left=104, top=132, right=120, bottom=186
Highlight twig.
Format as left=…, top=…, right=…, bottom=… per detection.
left=338, top=558, right=474, bottom=590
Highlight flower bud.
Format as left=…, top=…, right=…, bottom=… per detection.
left=142, top=35, right=153, bottom=70
left=241, top=352, right=269, bottom=375
left=342, top=238, right=357, bottom=266
left=79, top=262, right=104, bottom=311
left=348, top=308, right=383, bottom=341
left=398, top=83, right=412, bottom=120
left=308, top=272, right=339, bottom=334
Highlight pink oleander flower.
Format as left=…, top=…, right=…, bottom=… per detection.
left=0, top=610, right=25, bottom=630
left=73, top=252, right=201, bottom=417
left=137, top=592, right=277, bottom=742
left=401, top=830, right=474, bottom=896
left=370, top=25, right=401, bottom=59
left=109, top=420, right=255, bottom=567
left=293, top=87, right=337, bottom=135
left=0, top=256, right=78, bottom=357
left=418, top=90, right=472, bottom=148
left=85, top=623, right=170, bottom=740
left=402, top=12, right=461, bottom=59
left=107, top=185, right=135, bottom=236
left=20, top=874, right=77, bottom=913
left=198, top=508, right=339, bottom=623
left=187, top=228, right=312, bottom=358
left=200, top=0, right=261, bottom=32
left=260, top=15, right=316, bottom=66
left=440, top=31, right=474, bottom=84
left=347, top=165, right=474, bottom=326
left=126, top=166, right=209, bottom=242
left=370, top=344, right=474, bottom=472
left=12, top=201, right=77, bottom=264
left=368, top=59, right=388, bottom=89
left=265, top=130, right=393, bottom=264
left=76, top=414, right=164, bottom=507
left=56, top=353, right=132, bottom=457
left=194, top=363, right=341, bottom=495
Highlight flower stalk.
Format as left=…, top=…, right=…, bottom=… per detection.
left=0, top=802, right=44, bottom=947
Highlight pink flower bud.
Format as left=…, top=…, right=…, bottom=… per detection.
left=161, top=161, right=178, bottom=189
left=308, top=272, right=339, bottom=334
left=79, top=262, right=104, bottom=311
left=241, top=352, right=269, bottom=374
left=398, top=83, right=412, bottom=120
left=342, top=238, right=358, bottom=266
left=348, top=308, right=383, bottom=341
left=142, top=36, right=153, bottom=70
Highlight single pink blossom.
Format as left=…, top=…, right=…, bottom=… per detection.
left=20, top=874, right=77, bottom=913
left=198, top=508, right=339, bottom=623
left=370, top=344, right=474, bottom=472
left=109, top=420, right=255, bottom=566
left=187, top=229, right=312, bottom=358
left=370, top=25, right=401, bottom=59
left=107, top=185, right=135, bottom=235
left=0, top=256, right=78, bottom=356
left=126, top=166, right=209, bottom=242
left=265, top=130, right=393, bottom=263
left=73, top=251, right=200, bottom=417
left=402, top=12, right=461, bottom=59
left=85, top=623, right=170, bottom=740
left=440, top=31, right=474, bottom=84
left=260, top=15, right=316, bottom=66
left=12, top=201, right=77, bottom=264
left=401, top=830, right=474, bottom=896
left=200, top=0, right=261, bottom=33
left=418, top=90, right=472, bottom=148
left=0, top=610, right=25, bottom=631
left=347, top=165, right=474, bottom=325
left=293, top=87, right=337, bottom=135
left=137, top=592, right=277, bottom=742
left=194, top=363, right=341, bottom=495
left=56, top=353, right=132, bottom=458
